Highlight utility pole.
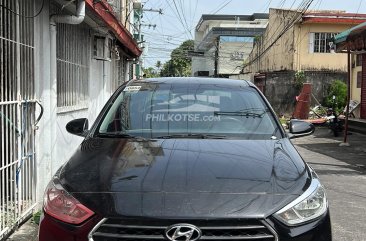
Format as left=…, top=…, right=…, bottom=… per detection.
left=134, top=3, right=162, bottom=79
left=214, top=37, right=219, bottom=77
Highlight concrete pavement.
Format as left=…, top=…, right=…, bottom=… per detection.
left=293, top=128, right=366, bottom=241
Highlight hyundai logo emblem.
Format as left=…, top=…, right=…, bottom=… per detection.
left=165, top=224, right=202, bottom=241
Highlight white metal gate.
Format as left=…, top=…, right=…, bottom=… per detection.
left=0, top=0, right=39, bottom=239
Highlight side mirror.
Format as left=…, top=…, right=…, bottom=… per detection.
left=66, top=118, right=89, bottom=137
left=288, top=119, right=315, bottom=139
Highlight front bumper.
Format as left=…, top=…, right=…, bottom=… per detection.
left=38, top=210, right=332, bottom=241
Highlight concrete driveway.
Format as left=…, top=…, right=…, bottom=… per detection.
left=293, top=128, right=366, bottom=241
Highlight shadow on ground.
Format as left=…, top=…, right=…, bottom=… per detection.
left=294, top=127, right=366, bottom=174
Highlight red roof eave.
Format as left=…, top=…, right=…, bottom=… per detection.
left=302, top=17, right=366, bottom=25
left=85, top=0, right=142, bottom=57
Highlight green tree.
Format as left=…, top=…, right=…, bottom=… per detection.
left=160, top=40, right=194, bottom=77
left=155, top=60, right=162, bottom=70
left=142, top=67, right=159, bottom=78
left=325, top=80, right=347, bottom=112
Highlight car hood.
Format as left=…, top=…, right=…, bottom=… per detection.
left=59, top=138, right=310, bottom=219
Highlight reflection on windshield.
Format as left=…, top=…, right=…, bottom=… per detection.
left=98, top=83, right=279, bottom=140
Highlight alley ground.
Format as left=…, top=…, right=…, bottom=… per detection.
left=293, top=128, right=366, bottom=241
left=7, top=127, right=366, bottom=241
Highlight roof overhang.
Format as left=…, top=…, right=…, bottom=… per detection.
left=196, top=13, right=269, bottom=31
left=196, top=27, right=265, bottom=51
left=302, top=17, right=366, bottom=25
left=85, top=0, right=142, bottom=57
left=302, top=12, right=366, bottom=25
left=335, top=21, right=366, bottom=52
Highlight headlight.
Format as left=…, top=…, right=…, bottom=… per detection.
left=274, top=178, right=327, bottom=226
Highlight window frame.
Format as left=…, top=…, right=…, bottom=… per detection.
left=309, top=32, right=337, bottom=53
left=56, top=22, right=91, bottom=112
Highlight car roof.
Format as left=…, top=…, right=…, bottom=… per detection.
left=131, top=77, right=254, bottom=87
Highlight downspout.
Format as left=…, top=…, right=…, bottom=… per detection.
left=49, top=0, right=85, bottom=174
left=51, top=0, right=85, bottom=24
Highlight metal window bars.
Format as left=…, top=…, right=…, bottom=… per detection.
left=0, top=0, right=37, bottom=239
left=56, top=21, right=90, bottom=108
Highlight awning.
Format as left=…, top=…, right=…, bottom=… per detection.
left=335, top=21, right=366, bottom=51
left=86, top=0, right=142, bottom=57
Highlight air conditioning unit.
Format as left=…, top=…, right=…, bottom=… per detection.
left=133, top=2, right=142, bottom=10
left=93, top=35, right=112, bottom=61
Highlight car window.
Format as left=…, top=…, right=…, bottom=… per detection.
left=98, top=82, right=280, bottom=139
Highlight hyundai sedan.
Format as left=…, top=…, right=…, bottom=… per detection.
left=39, top=77, right=332, bottom=241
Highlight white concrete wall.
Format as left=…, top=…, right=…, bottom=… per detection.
left=54, top=59, right=114, bottom=171
left=34, top=0, right=54, bottom=207
left=218, top=41, right=253, bottom=75
left=34, top=0, right=128, bottom=205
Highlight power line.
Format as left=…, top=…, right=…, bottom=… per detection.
left=0, top=0, right=45, bottom=18
left=170, top=0, right=193, bottom=38
left=243, top=0, right=316, bottom=69
left=212, top=0, right=233, bottom=14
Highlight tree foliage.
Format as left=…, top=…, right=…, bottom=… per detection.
left=325, top=80, right=347, bottom=112
left=160, top=40, right=194, bottom=77
left=155, top=60, right=162, bottom=70
left=142, top=67, right=159, bottom=78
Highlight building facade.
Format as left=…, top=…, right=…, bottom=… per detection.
left=192, top=14, right=269, bottom=78
left=244, top=8, right=366, bottom=113
left=0, top=0, right=141, bottom=238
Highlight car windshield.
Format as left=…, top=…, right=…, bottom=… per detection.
left=97, top=81, right=281, bottom=140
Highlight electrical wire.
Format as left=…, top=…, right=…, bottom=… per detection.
left=244, top=0, right=315, bottom=69
left=170, top=0, right=192, bottom=38
left=0, top=0, right=45, bottom=18
left=212, top=0, right=233, bottom=14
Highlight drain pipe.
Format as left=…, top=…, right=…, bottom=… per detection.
left=51, top=0, right=85, bottom=25
left=49, top=0, right=85, bottom=174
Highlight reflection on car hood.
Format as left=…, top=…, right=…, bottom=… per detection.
left=59, top=138, right=310, bottom=218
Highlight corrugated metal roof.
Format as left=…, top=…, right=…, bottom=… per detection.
left=335, top=21, right=366, bottom=44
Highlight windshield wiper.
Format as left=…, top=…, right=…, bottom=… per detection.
left=214, top=111, right=265, bottom=118
left=155, top=133, right=227, bottom=139
left=96, top=132, right=140, bottom=139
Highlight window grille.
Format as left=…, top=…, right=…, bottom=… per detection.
left=357, top=71, right=362, bottom=89
left=312, top=33, right=337, bottom=53
left=56, top=22, right=90, bottom=108
left=356, top=54, right=362, bottom=67
left=1, top=0, right=37, bottom=238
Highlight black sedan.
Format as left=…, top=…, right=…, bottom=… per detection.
left=39, top=77, right=332, bottom=241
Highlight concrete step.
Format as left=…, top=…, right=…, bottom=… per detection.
left=347, top=118, right=366, bottom=135
left=348, top=126, right=366, bottom=135
left=348, top=118, right=366, bottom=128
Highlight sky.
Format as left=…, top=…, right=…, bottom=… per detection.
left=141, top=0, right=366, bottom=68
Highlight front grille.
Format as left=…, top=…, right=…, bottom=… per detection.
left=89, top=218, right=277, bottom=241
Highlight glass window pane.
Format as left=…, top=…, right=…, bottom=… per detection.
left=98, top=82, right=278, bottom=139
